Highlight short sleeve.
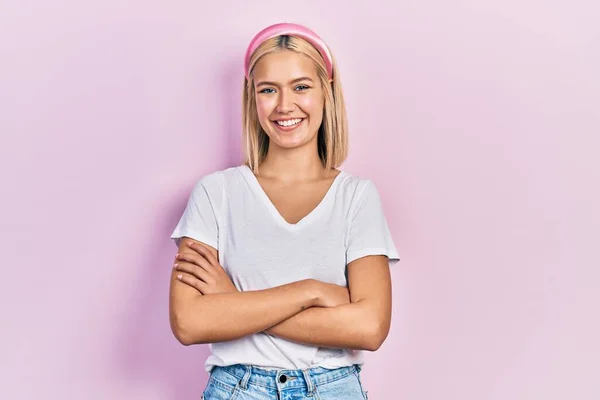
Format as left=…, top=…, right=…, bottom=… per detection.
left=346, top=180, right=400, bottom=266
left=170, top=174, right=222, bottom=250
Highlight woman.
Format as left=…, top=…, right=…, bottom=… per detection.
left=169, top=22, right=399, bottom=400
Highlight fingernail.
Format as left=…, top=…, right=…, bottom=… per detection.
left=177, top=274, right=182, bottom=280
left=173, top=263, right=178, bottom=269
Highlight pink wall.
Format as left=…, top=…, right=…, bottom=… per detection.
left=1, top=1, right=598, bottom=399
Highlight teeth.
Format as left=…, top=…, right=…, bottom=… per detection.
left=276, top=118, right=302, bottom=127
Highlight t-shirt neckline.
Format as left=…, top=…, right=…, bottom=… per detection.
left=239, top=164, right=346, bottom=231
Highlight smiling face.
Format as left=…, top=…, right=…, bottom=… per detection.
left=252, top=50, right=325, bottom=150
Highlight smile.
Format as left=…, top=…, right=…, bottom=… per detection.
left=275, top=118, right=304, bottom=127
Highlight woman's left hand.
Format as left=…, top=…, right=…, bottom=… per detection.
left=173, top=241, right=239, bottom=295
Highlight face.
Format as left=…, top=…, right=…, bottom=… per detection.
left=252, top=50, right=325, bottom=150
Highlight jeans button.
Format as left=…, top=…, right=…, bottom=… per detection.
left=279, top=374, right=287, bottom=383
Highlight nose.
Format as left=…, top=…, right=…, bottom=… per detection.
left=276, top=89, right=295, bottom=113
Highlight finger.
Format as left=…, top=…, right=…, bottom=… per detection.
left=176, top=273, right=208, bottom=294
left=176, top=251, right=212, bottom=271
left=174, top=261, right=212, bottom=283
left=176, top=272, right=207, bottom=293
left=187, top=241, right=219, bottom=267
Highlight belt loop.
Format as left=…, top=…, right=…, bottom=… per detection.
left=355, top=364, right=363, bottom=373
left=240, top=365, right=252, bottom=390
left=302, top=368, right=315, bottom=395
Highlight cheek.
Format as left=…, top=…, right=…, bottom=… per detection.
left=298, top=95, right=324, bottom=120
left=255, top=96, right=275, bottom=120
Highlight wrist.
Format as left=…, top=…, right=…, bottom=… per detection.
left=301, top=279, right=321, bottom=307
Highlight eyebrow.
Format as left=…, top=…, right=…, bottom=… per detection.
left=255, top=77, right=314, bottom=87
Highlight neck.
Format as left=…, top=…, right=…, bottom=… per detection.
left=257, top=143, right=329, bottom=183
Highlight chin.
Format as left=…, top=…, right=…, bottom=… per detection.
left=272, top=138, right=306, bottom=149
left=274, top=132, right=317, bottom=149
left=264, top=129, right=307, bottom=147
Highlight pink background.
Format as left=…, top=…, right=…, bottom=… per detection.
left=1, top=1, right=599, bottom=399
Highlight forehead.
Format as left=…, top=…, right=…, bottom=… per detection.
left=252, top=50, right=318, bottom=82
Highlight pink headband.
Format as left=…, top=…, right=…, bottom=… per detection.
left=244, top=22, right=333, bottom=80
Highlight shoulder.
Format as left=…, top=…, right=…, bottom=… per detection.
left=188, top=165, right=251, bottom=204
left=192, top=165, right=246, bottom=191
left=184, top=166, right=247, bottom=214
left=336, top=169, right=379, bottom=201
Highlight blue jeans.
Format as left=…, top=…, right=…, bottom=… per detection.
left=201, top=364, right=369, bottom=399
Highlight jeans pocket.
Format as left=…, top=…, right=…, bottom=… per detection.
left=202, top=376, right=240, bottom=400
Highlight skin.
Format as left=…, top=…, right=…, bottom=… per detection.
left=254, top=50, right=325, bottom=159
left=169, top=50, right=393, bottom=351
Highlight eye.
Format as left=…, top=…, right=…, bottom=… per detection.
left=295, top=84, right=310, bottom=91
left=258, top=88, right=275, bottom=94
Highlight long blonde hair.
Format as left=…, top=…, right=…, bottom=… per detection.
left=242, top=35, right=348, bottom=172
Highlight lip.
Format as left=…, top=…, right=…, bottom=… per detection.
left=271, top=118, right=305, bottom=132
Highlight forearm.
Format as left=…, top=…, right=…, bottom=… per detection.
left=171, top=279, right=317, bottom=345
left=265, top=300, right=385, bottom=351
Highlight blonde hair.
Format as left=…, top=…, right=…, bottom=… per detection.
left=242, top=35, right=348, bottom=172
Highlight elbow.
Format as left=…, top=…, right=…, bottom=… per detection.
left=363, top=334, right=385, bottom=352
left=173, top=328, right=195, bottom=346
left=361, top=320, right=390, bottom=351
left=170, top=315, right=194, bottom=346
left=170, top=311, right=207, bottom=346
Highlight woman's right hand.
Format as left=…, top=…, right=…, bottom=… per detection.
left=309, top=280, right=351, bottom=308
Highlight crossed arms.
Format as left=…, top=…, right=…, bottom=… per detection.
left=169, top=237, right=392, bottom=351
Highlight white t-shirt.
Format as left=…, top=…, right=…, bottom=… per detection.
left=171, top=165, right=400, bottom=372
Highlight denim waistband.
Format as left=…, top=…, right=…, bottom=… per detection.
left=210, top=363, right=362, bottom=391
